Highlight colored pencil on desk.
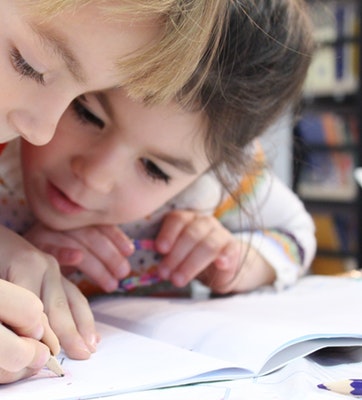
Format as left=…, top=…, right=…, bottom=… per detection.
left=119, top=239, right=161, bottom=291
left=317, top=379, right=362, bottom=396
left=133, top=239, right=156, bottom=251
left=118, top=272, right=162, bottom=291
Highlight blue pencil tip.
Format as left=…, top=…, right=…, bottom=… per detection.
left=317, top=384, right=329, bottom=390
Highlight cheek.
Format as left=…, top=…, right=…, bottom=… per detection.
left=22, top=144, right=54, bottom=174
left=21, top=144, right=40, bottom=175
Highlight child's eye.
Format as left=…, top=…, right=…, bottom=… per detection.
left=10, top=48, right=45, bottom=86
left=141, top=158, right=171, bottom=184
left=71, top=98, right=105, bottom=129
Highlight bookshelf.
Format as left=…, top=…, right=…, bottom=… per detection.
left=293, top=0, right=362, bottom=274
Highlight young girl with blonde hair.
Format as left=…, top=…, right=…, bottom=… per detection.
left=3, top=0, right=315, bottom=325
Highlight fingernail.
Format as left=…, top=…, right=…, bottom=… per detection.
left=86, top=334, right=98, bottom=353
left=76, top=340, right=92, bottom=358
left=172, top=272, right=186, bottom=287
left=120, top=240, right=135, bottom=256
left=105, top=278, right=118, bottom=292
left=156, top=239, right=170, bottom=253
left=216, top=254, right=229, bottom=269
left=117, top=261, right=130, bottom=278
left=32, top=324, right=45, bottom=341
left=158, top=265, right=170, bottom=280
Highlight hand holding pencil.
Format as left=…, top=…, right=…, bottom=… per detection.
left=0, top=280, right=62, bottom=383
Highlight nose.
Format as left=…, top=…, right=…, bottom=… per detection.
left=7, top=98, right=72, bottom=146
left=71, top=149, right=121, bottom=194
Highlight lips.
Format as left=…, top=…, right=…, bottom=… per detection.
left=46, top=181, right=85, bottom=215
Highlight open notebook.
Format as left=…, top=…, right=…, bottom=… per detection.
left=2, top=275, right=362, bottom=400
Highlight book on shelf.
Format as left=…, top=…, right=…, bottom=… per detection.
left=303, top=0, right=359, bottom=97
left=303, top=44, right=359, bottom=97
left=312, top=255, right=357, bottom=275
left=311, top=211, right=358, bottom=274
left=308, top=1, right=358, bottom=43
left=2, top=275, right=362, bottom=400
left=313, top=212, right=357, bottom=253
left=297, top=111, right=358, bottom=146
left=297, top=151, right=356, bottom=200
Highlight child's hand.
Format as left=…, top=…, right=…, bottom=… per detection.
left=155, top=210, right=275, bottom=294
left=0, top=225, right=97, bottom=371
left=0, top=280, right=58, bottom=383
left=25, top=223, right=134, bottom=293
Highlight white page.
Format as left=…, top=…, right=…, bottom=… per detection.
left=0, top=323, right=242, bottom=400
left=102, top=384, right=230, bottom=400
left=91, top=275, right=362, bottom=375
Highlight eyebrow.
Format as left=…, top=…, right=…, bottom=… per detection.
left=151, top=151, right=197, bottom=175
left=29, top=23, right=87, bottom=84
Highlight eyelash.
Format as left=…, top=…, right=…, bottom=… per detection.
left=71, top=99, right=171, bottom=184
left=71, top=98, right=105, bottom=129
left=141, top=158, right=171, bottom=184
left=10, top=48, right=45, bottom=86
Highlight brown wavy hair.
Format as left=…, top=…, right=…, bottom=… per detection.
left=181, top=0, right=315, bottom=188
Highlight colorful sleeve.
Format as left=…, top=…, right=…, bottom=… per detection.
left=213, top=146, right=316, bottom=290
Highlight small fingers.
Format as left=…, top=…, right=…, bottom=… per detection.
left=158, top=215, right=230, bottom=286
left=62, top=277, right=99, bottom=353
left=156, top=211, right=195, bottom=253
left=214, top=240, right=243, bottom=271
left=170, top=231, right=226, bottom=286
left=68, top=227, right=131, bottom=283
left=75, top=252, right=129, bottom=293
left=202, top=242, right=243, bottom=293
left=0, top=326, right=50, bottom=379
left=42, top=245, right=84, bottom=266
left=97, top=225, right=134, bottom=256
left=40, top=313, right=61, bottom=357
left=0, top=280, right=45, bottom=340
left=41, top=266, right=92, bottom=360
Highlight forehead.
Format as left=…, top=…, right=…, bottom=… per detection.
left=13, top=1, right=162, bottom=89
left=109, top=88, right=205, bottom=136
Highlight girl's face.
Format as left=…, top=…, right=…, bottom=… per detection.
left=21, top=89, right=209, bottom=230
left=0, top=1, right=160, bottom=145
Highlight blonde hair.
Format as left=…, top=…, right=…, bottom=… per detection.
left=26, top=0, right=228, bottom=104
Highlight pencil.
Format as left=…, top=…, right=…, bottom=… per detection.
left=118, top=239, right=160, bottom=291
left=133, top=239, right=156, bottom=251
left=45, top=355, right=64, bottom=377
left=118, top=272, right=161, bottom=291
left=317, top=379, right=362, bottom=396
